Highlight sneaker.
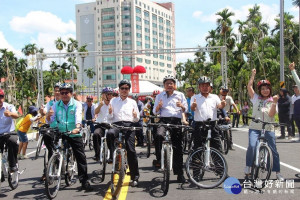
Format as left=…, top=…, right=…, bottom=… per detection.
left=107, top=158, right=113, bottom=164
left=92, top=156, right=99, bottom=161
left=22, top=155, right=29, bottom=159
left=130, top=180, right=138, bottom=187
left=81, top=181, right=94, bottom=191
left=277, top=136, right=285, bottom=139
left=177, top=174, right=187, bottom=183
left=244, top=166, right=251, bottom=175
left=229, top=147, right=235, bottom=151
left=276, top=173, right=285, bottom=181
left=17, top=154, right=22, bottom=160
left=288, top=136, right=293, bottom=140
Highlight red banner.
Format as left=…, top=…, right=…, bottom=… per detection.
left=18, top=106, right=23, bottom=115
left=131, top=74, right=139, bottom=93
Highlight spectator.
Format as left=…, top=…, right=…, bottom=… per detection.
left=132, top=94, right=144, bottom=146
left=277, top=88, right=293, bottom=139
left=185, top=87, right=195, bottom=125
left=17, top=106, right=41, bottom=159
left=242, top=101, right=250, bottom=126
left=291, top=85, right=300, bottom=140
left=232, top=99, right=241, bottom=128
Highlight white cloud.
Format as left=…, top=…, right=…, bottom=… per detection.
left=10, top=11, right=75, bottom=34
left=0, top=31, right=22, bottom=57
left=193, top=3, right=279, bottom=29
left=176, top=53, right=195, bottom=64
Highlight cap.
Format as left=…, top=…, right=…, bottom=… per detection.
left=28, top=106, right=38, bottom=114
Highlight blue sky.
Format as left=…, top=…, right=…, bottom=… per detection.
left=0, top=0, right=298, bottom=63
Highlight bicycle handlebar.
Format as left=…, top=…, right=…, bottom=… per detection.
left=246, top=116, right=286, bottom=127
left=142, top=115, right=161, bottom=119
left=144, top=123, right=190, bottom=129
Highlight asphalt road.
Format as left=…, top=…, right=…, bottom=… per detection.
left=1, top=127, right=299, bottom=200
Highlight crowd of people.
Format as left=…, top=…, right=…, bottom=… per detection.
left=0, top=63, right=299, bottom=194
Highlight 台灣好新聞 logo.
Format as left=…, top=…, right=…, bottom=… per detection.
left=223, top=177, right=242, bottom=194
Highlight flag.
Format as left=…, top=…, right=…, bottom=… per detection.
left=18, top=106, right=23, bottom=115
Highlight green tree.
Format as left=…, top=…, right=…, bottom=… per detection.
left=84, top=67, right=96, bottom=93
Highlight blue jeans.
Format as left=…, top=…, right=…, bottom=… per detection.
left=246, top=129, right=280, bottom=172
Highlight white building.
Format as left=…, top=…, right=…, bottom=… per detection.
left=76, top=0, right=175, bottom=89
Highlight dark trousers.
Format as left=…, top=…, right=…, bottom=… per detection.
left=62, top=135, right=88, bottom=184
left=43, top=132, right=55, bottom=161
left=291, top=114, right=296, bottom=137
left=232, top=113, right=240, bottom=128
left=294, top=114, right=300, bottom=135
left=279, top=114, right=293, bottom=137
left=193, top=122, right=221, bottom=151
left=107, top=122, right=139, bottom=180
left=0, top=134, right=18, bottom=168
left=134, top=120, right=144, bottom=145
left=156, top=117, right=183, bottom=176
left=242, top=114, right=248, bottom=125
left=93, top=126, right=105, bottom=158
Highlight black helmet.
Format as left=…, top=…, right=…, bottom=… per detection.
left=54, top=82, right=62, bottom=88
left=118, top=79, right=131, bottom=88
left=163, top=75, right=176, bottom=84
left=220, top=85, right=229, bottom=92
left=59, top=83, right=73, bottom=92
left=198, top=76, right=211, bottom=84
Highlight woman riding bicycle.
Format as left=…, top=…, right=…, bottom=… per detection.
left=245, top=68, right=284, bottom=181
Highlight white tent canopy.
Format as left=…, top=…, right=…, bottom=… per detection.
left=115, top=80, right=164, bottom=96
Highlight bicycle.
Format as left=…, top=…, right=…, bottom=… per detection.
left=182, top=125, right=194, bottom=154
left=45, top=131, right=77, bottom=199
left=215, top=117, right=231, bottom=155
left=185, top=119, right=228, bottom=189
left=93, top=122, right=111, bottom=182
left=32, top=123, right=50, bottom=160
left=148, top=122, right=190, bottom=195
left=109, top=124, right=142, bottom=198
left=143, top=115, right=159, bottom=158
left=246, top=117, right=284, bottom=188
left=0, top=133, right=24, bottom=191
left=81, top=120, right=93, bottom=150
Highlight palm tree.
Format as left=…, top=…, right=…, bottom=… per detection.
left=55, top=37, right=66, bottom=64
left=22, top=43, right=37, bottom=67
left=84, top=67, right=96, bottom=93
left=216, top=8, right=235, bottom=47
left=67, top=38, right=78, bottom=90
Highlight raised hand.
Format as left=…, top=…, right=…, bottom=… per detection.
left=273, top=95, right=279, bottom=103
left=4, top=107, right=10, bottom=117
left=108, top=104, right=113, bottom=114
left=251, top=68, right=256, bottom=76
left=48, top=106, right=54, bottom=117
left=176, top=100, right=182, bottom=108
left=289, top=62, right=295, bottom=71
left=191, top=98, right=197, bottom=110
left=220, top=100, right=226, bottom=108
left=158, top=99, right=163, bottom=109
left=132, top=108, right=137, bottom=118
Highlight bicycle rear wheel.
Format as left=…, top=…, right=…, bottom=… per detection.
left=146, top=129, right=151, bottom=158
left=100, top=141, right=108, bottom=182
left=65, top=149, right=77, bottom=186
left=110, top=150, right=125, bottom=198
left=161, top=144, right=170, bottom=195
left=45, top=154, right=62, bottom=199
left=251, top=145, right=273, bottom=188
left=186, top=147, right=228, bottom=189
left=35, top=135, right=43, bottom=160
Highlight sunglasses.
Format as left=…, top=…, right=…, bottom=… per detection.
left=120, top=87, right=130, bottom=91
left=0, top=95, right=4, bottom=98
left=60, top=91, right=70, bottom=95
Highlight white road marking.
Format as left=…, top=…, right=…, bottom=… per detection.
left=233, top=143, right=300, bottom=173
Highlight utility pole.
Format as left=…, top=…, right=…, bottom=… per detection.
left=280, top=0, right=285, bottom=88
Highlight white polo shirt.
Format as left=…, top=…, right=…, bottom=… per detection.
left=96, top=102, right=111, bottom=123
left=191, top=93, right=221, bottom=121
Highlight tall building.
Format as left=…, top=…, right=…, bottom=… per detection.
left=76, top=0, right=175, bottom=89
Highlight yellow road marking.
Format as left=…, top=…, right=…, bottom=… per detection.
left=103, top=169, right=130, bottom=200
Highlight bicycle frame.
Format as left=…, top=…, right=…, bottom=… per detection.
left=254, top=127, right=269, bottom=168
left=112, top=131, right=125, bottom=172
left=100, top=129, right=110, bottom=163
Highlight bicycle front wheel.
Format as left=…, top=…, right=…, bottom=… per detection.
left=251, top=145, right=273, bottom=188
left=161, top=144, right=170, bottom=195
left=186, top=147, right=228, bottom=189
left=45, top=154, right=62, bottom=199
left=146, top=129, right=152, bottom=158
left=8, top=164, right=19, bottom=190
left=65, top=149, right=77, bottom=186
left=110, top=150, right=125, bottom=198
left=100, top=141, right=108, bottom=182
left=35, top=135, right=43, bottom=160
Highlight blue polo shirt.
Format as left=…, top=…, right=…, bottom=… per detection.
left=0, top=102, right=17, bottom=135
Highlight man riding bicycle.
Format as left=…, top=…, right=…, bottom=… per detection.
left=93, top=87, right=114, bottom=161
left=107, top=79, right=141, bottom=187
left=191, top=76, right=226, bottom=151
left=0, top=89, right=19, bottom=176
left=153, top=75, right=188, bottom=183
left=46, top=83, right=93, bottom=191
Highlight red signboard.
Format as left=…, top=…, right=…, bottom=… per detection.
left=131, top=74, right=139, bottom=93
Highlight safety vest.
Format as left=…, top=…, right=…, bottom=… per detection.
left=55, top=98, right=81, bottom=137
